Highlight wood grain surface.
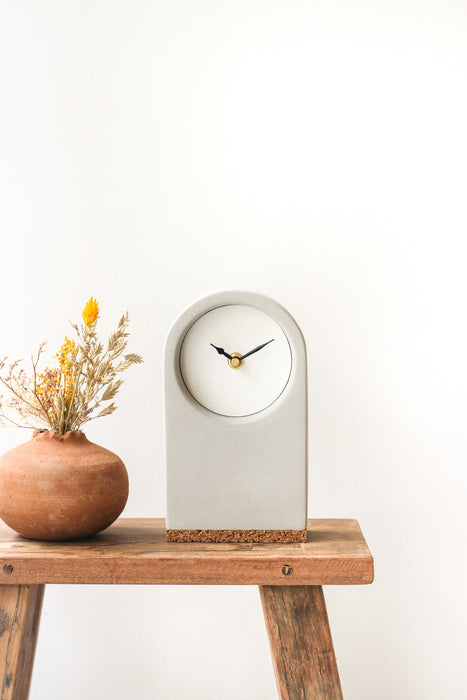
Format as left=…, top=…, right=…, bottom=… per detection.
left=0, top=585, right=44, bottom=700
left=0, top=518, right=373, bottom=586
left=260, top=585, right=343, bottom=699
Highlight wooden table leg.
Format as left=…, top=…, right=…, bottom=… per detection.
left=0, top=585, right=45, bottom=700
left=259, top=585, right=343, bottom=700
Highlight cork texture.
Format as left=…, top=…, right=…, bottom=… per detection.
left=166, top=529, right=307, bottom=543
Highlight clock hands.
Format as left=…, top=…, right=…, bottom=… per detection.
left=211, top=339, right=274, bottom=368
left=210, top=343, right=233, bottom=361
left=239, top=339, right=274, bottom=360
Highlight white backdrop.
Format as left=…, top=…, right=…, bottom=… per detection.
left=1, top=1, right=466, bottom=698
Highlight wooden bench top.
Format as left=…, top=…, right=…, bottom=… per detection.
left=0, top=518, right=374, bottom=586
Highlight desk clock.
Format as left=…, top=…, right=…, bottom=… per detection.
left=165, top=291, right=307, bottom=542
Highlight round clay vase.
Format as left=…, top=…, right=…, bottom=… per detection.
left=0, top=430, right=129, bottom=541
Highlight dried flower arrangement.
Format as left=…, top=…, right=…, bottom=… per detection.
left=0, top=297, right=143, bottom=434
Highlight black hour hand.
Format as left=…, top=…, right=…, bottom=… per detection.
left=210, top=343, right=233, bottom=360
left=240, top=339, right=274, bottom=360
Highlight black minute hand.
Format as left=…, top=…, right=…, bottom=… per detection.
left=210, top=343, right=233, bottom=360
left=239, top=339, right=274, bottom=360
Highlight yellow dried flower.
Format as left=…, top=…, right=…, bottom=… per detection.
left=56, top=337, right=79, bottom=402
left=82, top=297, right=99, bottom=327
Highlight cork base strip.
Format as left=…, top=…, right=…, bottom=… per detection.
left=166, top=529, right=307, bottom=543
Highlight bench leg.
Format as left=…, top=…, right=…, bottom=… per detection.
left=0, top=585, right=44, bottom=700
left=259, top=585, right=343, bottom=700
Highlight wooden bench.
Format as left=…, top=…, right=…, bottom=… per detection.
left=0, top=518, right=374, bottom=699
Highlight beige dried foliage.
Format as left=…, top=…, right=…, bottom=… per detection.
left=0, top=299, right=143, bottom=434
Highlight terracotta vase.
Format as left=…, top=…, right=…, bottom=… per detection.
left=0, top=430, right=129, bottom=541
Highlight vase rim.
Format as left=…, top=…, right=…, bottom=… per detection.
left=32, top=429, right=86, bottom=442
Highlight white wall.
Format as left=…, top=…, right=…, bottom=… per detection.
left=1, top=1, right=466, bottom=698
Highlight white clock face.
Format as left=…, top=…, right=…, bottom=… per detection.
left=179, top=304, right=292, bottom=417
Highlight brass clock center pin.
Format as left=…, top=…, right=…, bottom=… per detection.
left=228, top=352, right=244, bottom=369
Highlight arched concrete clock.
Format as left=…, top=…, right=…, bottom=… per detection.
left=165, top=291, right=307, bottom=543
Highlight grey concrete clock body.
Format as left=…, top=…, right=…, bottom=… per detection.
left=164, top=291, right=307, bottom=541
